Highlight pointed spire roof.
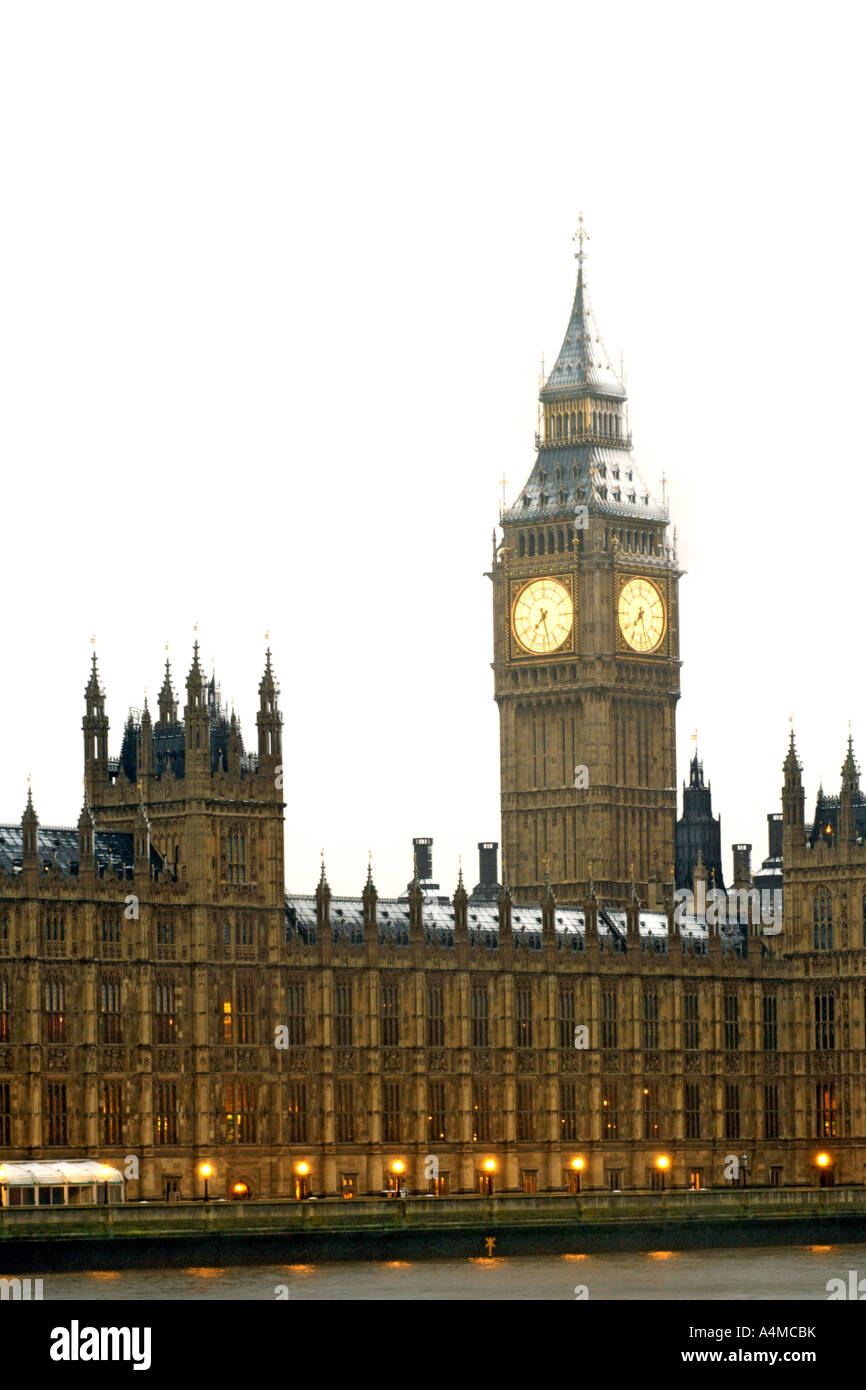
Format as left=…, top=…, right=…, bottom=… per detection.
left=23, top=783, right=36, bottom=822
left=502, top=222, right=664, bottom=525
left=784, top=727, right=802, bottom=782
left=188, top=640, right=203, bottom=680
left=842, top=733, right=859, bottom=788
left=542, top=242, right=624, bottom=400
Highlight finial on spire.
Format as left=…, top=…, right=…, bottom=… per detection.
left=573, top=211, right=589, bottom=263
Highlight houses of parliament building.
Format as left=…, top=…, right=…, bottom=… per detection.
left=2, top=230, right=865, bottom=1202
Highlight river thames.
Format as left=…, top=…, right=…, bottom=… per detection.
left=29, top=1241, right=866, bottom=1300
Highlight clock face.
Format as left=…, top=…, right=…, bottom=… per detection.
left=512, top=578, right=573, bottom=654
left=618, top=577, right=666, bottom=653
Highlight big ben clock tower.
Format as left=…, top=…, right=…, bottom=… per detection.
left=491, top=220, right=681, bottom=905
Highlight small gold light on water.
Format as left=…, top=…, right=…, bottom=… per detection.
left=392, top=1160, right=405, bottom=1174
left=817, top=1153, right=830, bottom=1167
left=483, top=1158, right=496, bottom=1172
left=199, top=1162, right=213, bottom=1178
left=656, top=1155, right=670, bottom=1170
left=297, top=1162, right=310, bottom=1176
left=571, top=1157, right=584, bottom=1171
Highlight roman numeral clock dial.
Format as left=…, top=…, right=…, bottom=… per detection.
left=618, top=576, right=666, bottom=654
left=512, top=578, right=573, bottom=655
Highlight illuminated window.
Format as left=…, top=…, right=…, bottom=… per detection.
left=155, top=976, right=177, bottom=1044
left=223, top=1000, right=233, bottom=1044
left=225, top=1082, right=257, bottom=1143
left=102, top=1081, right=123, bottom=1145
left=44, top=976, right=65, bottom=1043
left=155, top=1082, right=177, bottom=1145
left=816, top=1083, right=837, bottom=1138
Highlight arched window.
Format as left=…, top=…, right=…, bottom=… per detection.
left=556, top=415, right=562, bottom=439
left=577, top=411, right=584, bottom=435
left=615, top=416, right=620, bottom=439
left=592, top=411, right=597, bottom=432
left=567, top=525, right=575, bottom=550
left=547, top=529, right=555, bottom=553
left=557, top=527, right=564, bottom=552
left=528, top=532, right=536, bottom=557
left=538, top=531, right=546, bottom=556
left=862, top=890, right=866, bottom=947
left=570, top=412, right=576, bottom=436
left=518, top=533, right=526, bottom=557
left=813, top=888, right=833, bottom=950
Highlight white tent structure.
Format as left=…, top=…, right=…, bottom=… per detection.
left=0, top=1160, right=125, bottom=1207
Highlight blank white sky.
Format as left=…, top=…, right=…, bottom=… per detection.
left=1, top=1, right=862, bottom=897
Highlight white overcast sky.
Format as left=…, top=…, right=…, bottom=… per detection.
left=1, top=1, right=863, bottom=897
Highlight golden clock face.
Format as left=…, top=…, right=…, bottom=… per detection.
left=512, top=578, right=573, bottom=654
left=618, top=577, right=666, bottom=653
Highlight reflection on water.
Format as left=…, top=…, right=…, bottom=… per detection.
left=34, top=1242, right=866, bottom=1301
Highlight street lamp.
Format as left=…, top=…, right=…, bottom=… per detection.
left=656, top=1155, right=670, bottom=1192
left=571, top=1157, right=584, bottom=1194
left=199, top=1161, right=213, bottom=1202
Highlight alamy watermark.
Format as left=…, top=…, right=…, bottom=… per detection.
left=674, top=882, right=782, bottom=934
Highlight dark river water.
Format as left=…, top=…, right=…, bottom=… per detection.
left=30, top=1242, right=866, bottom=1300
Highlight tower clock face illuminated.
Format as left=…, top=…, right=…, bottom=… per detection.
left=512, top=578, right=573, bottom=654
left=618, top=577, right=666, bottom=653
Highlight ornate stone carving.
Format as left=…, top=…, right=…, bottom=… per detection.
left=287, top=1049, right=308, bottom=1072
left=684, top=1052, right=701, bottom=1073
left=47, top=1048, right=69, bottom=1070
left=383, top=1049, right=403, bottom=1073
left=725, top=1051, right=741, bottom=1073
left=644, top=1051, right=660, bottom=1073
left=428, top=1051, right=448, bottom=1072
left=517, top=1051, right=536, bottom=1072
left=602, top=1050, right=619, bottom=1073
left=336, top=1049, right=356, bottom=1072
